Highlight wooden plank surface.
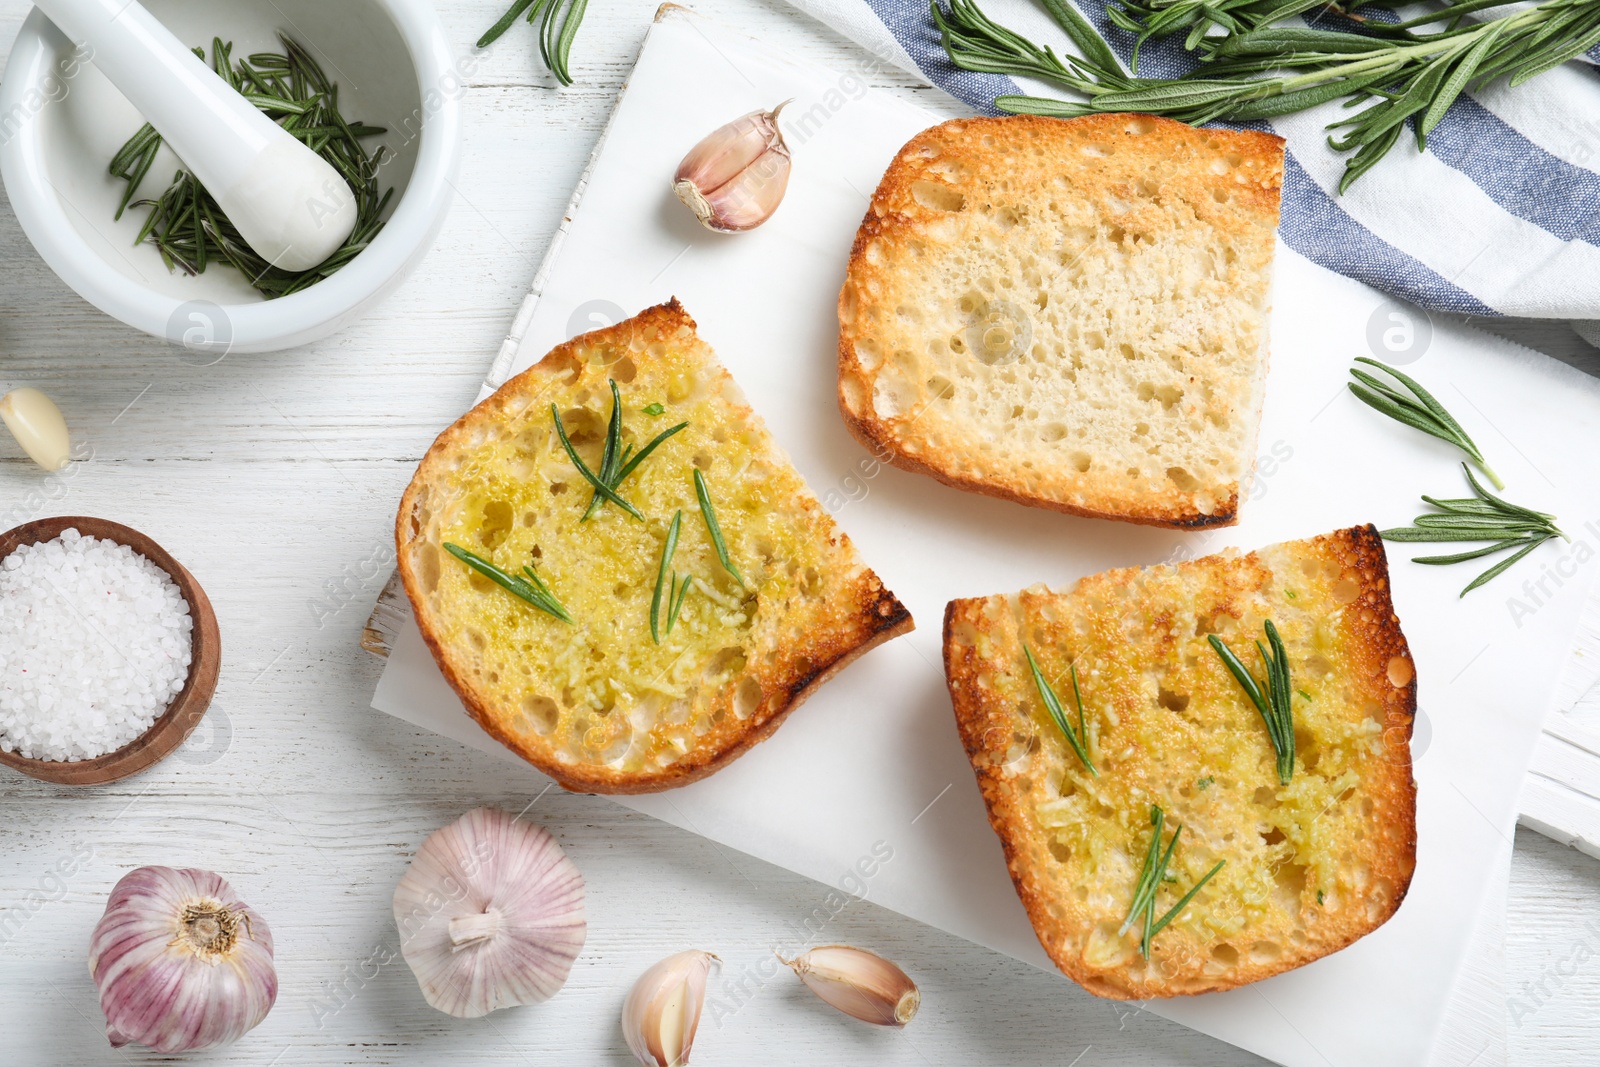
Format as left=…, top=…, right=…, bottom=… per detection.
left=2, top=0, right=1599, bottom=1063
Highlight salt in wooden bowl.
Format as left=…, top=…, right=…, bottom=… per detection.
left=0, top=516, right=220, bottom=785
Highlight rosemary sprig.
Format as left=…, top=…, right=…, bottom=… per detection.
left=108, top=35, right=392, bottom=298
left=694, top=469, right=745, bottom=588
left=1023, top=646, right=1097, bottom=775
left=551, top=380, right=688, bottom=523
left=650, top=511, right=689, bottom=643
left=444, top=543, right=572, bottom=623
left=477, top=0, right=589, bottom=86
left=935, top=0, right=1600, bottom=190
left=1382, top=463, right=1564, bottom=595
left=1348, top=357, right=1501, bottom=489
left=1208, top=621, right=1295, bottom=784
left=1119, top=805, right=1227, bottom=958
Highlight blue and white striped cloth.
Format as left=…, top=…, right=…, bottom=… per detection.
left=786, top=0, right=1600, bottom=324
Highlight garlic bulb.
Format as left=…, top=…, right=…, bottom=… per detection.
left=672, top=104, right=792, bottom=233
left=88, top=866, right=277, bottom=1052
left=393, top=806, right=586, bottom=1018
left=621, top=950, right=719, bottom=1066
left=0, top=386, right=72, bottom=471
left=781, top=945, right=919, bottom=1027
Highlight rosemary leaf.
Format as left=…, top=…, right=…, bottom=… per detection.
left=443, top=543, right=572, bottom=622
left=936, top=0, right=1593, bottom=188
left=551, top=403, right=645, bottom=522
left=612, top=421, right=689, bottom=487
left=667, top=574, right=695, bottom=634
left=478, top=0, right=587, bottom=85
left=107, top=35, right=391, bottom=298
left=694, top=469, right=745, bottom=587
left=1209, top=621, right=1294, bottom=784
left=1459, top=535, right=1549, bottom=595
left=1147, top=859, right=1227, bottom=942
left=1348, top=358, right=1501, bottom=488
left=1120, top=805, right=1226, bottom=957
left=650, top=511, right=684, bottom=644
left=1411, top=538, right=1534, bottom=565
left=581, top=380, right=626, bottom=521
left=1023, top=646, right=1097, bottom=775
left=478, top=0, right=537, bottom=47
left=1381, top=464, right=1563, bottom=594
left=568, top=379, right=687, bottom=522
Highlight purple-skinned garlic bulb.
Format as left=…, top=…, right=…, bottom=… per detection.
left=393, top=806, right=587, bottom=1018
left=88, top=866, right=277, bottom=1052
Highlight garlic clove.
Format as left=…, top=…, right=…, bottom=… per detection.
left=0, top=387, right=72, bottom=471
left=672, top=104, right=792, bottom=233
left=88, top=866, right=277, bottom=1053
left=393, top=807, right=586, bottom=1018
left=780, top=945, right=920, bottom=1027
left=621, top=950, right=719, bottom=1066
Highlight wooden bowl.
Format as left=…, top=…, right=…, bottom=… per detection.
left=0, top=516, right=220, bottom=785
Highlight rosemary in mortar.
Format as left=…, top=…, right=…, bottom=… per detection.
left=935, top=0, right=1600, bottom=189
left=108, top=35, right=392, bottom=298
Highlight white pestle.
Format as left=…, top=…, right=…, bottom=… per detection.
left=36, top=0, right=359, bottom=272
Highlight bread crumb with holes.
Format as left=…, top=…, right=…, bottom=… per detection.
left=397, top=301, right=912, bottom=793
left=839, top=113, right=1285, bottom=529
left=943, top=525, right=1416, bottom=997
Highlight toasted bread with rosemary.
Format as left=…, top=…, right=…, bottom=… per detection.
left=943, top=526, right=1417, bottom=998
left=838, top=113, right=1284, bottom=529
left=397, top=301, right=912, bottom=793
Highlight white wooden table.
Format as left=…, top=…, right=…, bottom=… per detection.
left=2, top=1, right=1599, bottom=1063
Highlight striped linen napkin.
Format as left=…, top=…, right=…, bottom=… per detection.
left=784, top=0, right=1600, bottom=324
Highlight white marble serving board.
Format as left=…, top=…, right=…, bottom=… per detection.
left=367, top=8, right=1600, bottom=1066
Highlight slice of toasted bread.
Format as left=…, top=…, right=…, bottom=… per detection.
left=397, top=301, right=912, bottom=794
left=943, top=526, right=1417, bottom=997
left=838, top=114, right=1284, bottom=529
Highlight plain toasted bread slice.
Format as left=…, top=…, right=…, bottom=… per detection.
left=838, top=113, right=1284, bottom=529
left=943, top=525, right=1417, bottom=998
left=397, top=301, right=912, bottom=793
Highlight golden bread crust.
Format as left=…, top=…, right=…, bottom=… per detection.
left=398, top=300, right=912, bottom=793
left=944, top=525, right=1416, bottom=997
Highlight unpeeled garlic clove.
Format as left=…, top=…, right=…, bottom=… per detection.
left=780, top=945, right=919, bottom=1027
left=621, top=950, right=719, bottom=1066
left=672, top=104, right=792, bottom=233
left=0, top=387, right=72, bottom=471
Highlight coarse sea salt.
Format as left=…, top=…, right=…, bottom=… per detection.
left=0, top=528, right=193, bottom=761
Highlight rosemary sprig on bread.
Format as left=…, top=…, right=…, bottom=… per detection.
left=553, top=380, right=688, bottom=523
left=944, top=527, right=1416, bottom=997
left=1120, top=805, right=1226, bottom=959
left=443, top=543, right=572, bottom=623
left=397, top=301, right=911, bottom=793
left=1023, top=648, right=1097, bottom=775
left=1208, top=620, right=1296, bottom=784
